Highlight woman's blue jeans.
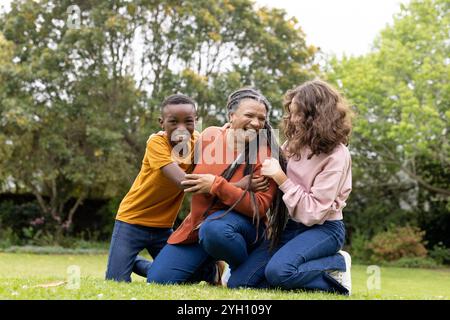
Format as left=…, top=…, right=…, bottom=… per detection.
left=227, top=219, right=348, bottom=294
left=146, top=210, right=264, bottom=284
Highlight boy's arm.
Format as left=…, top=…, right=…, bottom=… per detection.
left=163, top=166, right=266, bottom=191
left=150, top=131, right=199, bottom=190
left=161, top=163, right=187, bottom=190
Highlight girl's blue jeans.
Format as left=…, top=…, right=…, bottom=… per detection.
left=227, top=219, right=348, bottom=294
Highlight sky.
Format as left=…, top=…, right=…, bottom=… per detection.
left=0, top=0, right=410, bottom=57
left=255, top=0, right=410, bottom=57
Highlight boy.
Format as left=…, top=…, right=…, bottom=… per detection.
left=105, top=94, right=200, bottom=282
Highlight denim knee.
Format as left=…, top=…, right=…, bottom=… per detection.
left=265, top=259, right=299, bottom=288
left=147, top=272, right=175, bottom=284
left=264, top=260, right=285, bottom=287
left=105, top=270, right=132, bottom=282
left=226, top=276, right=244, bottom=289
left=266, top=260, right=316, bottom=289
left=199, top=219, right=234, bottom=249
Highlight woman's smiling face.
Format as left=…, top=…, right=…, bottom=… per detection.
left=229, top=99, right=267, bottom=142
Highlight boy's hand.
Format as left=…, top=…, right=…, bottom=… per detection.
left=261, top=158, right=288, bottom=186
left=234, top=175, right=269, bottom=192
left=182, top=174, right=216, bottom=194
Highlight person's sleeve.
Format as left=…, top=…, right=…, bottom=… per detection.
left=146, top=135, right=174, bottom=170
left=278, top=170, right=345, bottom=226
left=209, top=164, right=277, bottom=219
left=332, top=165, right=352, bottom=212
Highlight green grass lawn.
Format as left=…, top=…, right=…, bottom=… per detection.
left=1, top=252, right=449, bottom=300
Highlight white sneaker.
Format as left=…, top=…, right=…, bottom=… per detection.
left=327, top=250, right=352, bottom=295
left=221, top=263, right=231, bottom=287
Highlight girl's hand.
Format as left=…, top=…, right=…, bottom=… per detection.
left=181, top=174, right=216, bottom=194
left=234, top=175, right=270, bottom=192
left=261, top=158, right=282, bottom=178
left=261, top=158, right=288, bottom=186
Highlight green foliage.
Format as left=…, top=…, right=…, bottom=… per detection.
left=0, top=200, right=43, bottom=241
left=94, top=197, right=122, bottom=238
left=1, top=245, right=107, bottom=255
left=347, top=231, right=371, bottom=264
left=345, top=195, right=418, bottom=242
left=417, top=190, right=450, bottom=247
left=386, top=257, right=441, bottom=269
left=367, top=225, right=428, bottom=263
left=429, top=242, right=450, bottom=265
left=0, top=197, right=113, bottom=246
left=349, top=226, right=440, bottom=266
left=0, top=199, right=86, bottom=246
left=176, top=193, right=193, bottom=225
left=0, top=227, right=19, bottom=249
left=0, top=0, right=317, bottom=234
left=327, top=0, right=450, bottom=244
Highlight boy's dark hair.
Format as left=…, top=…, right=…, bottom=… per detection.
left=161, top=94, right=196, bottom=113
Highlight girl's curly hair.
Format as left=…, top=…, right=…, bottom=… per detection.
left=282, top=80, right=353, bottom=159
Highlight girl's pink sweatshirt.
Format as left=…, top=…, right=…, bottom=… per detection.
left=279, top=143, right=352, bottom=226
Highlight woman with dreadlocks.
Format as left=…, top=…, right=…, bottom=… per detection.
left=146, top=87, right=287, bottom=285
left=227, top=80, right=353, bottom=295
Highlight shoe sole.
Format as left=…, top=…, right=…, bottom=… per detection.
left=338, top=250, right=352, bottom=295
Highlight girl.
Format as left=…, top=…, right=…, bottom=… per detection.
left=228, top=80, right=353, bottom=295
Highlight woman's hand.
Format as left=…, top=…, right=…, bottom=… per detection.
left=234, top=175, right=270, bottom=192
left=261, top=158, right=288, bottom=186
left=181, top=174, right=216, bottom=194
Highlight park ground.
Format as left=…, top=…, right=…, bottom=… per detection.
left=1, top=252, right=450, bottom=300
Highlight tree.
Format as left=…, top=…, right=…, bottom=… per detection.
left=0, top=0, right=317, bottom=236
left=327, top=0, right=449, bottom=243
left=0, top=32, right=18, bottom=185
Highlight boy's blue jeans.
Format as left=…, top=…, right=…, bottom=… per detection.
left=106, top=220, right=172, bottom=282
left=105, top=220, right=172, bottom=282
left=146, top=210, right=264, bottom=284
left=228, top=219, right=348, bottom=294
left=105, top=219, right=217, bottom=283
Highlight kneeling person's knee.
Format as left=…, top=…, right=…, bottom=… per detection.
left=199, top=219, right=234, bottom=246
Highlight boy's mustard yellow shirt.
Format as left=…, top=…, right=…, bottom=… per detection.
left=116, top=131, right=199, bottom=228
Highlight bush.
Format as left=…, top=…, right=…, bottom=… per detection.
left=429, top=242, right=450, bottom=265
left=367, top=225, right=428, bottom=263
left=0, top=200, right=44, bottom=239
left=344, top=185, right=420, bottom=242
left=1, top=245, right=108, bottom=255
left=0, top=195, right=119, bottom=247
left=0, top=226, right=21, bottom=248
left=348, top=231, right=371, bottom=264
left=386, top=257, right=441, bottom=269
left=81, top=197, right=120, bottom=240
